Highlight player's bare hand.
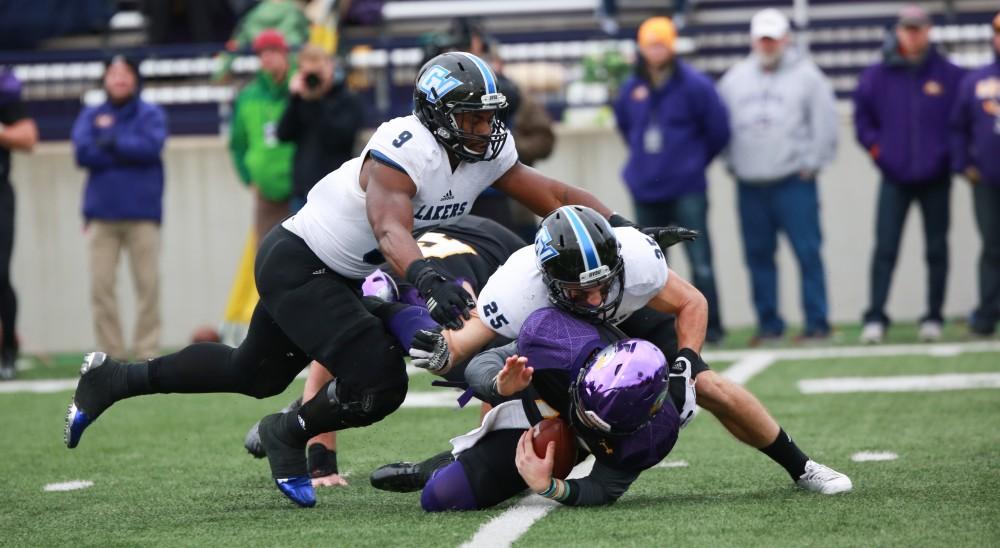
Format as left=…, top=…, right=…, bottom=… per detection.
left=515, top=429, right=553, bottom=493
left=496, top=354, right=532, bottom=396
left=311, top=473, right=349, bottom=488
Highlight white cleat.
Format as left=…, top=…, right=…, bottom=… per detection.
left=919, top=320, right=943, bottom=342
left=860, top=322, right=884, bottom=344
left=796, top=460, right=853, bottom=495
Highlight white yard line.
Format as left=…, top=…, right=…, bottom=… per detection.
left=702, top=340, right=1000, bottom=363
left=798, top=372, right=1000, bottom=394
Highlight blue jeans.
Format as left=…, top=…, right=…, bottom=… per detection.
left=633, top=192, right=725, bottom=340
left=972, top=183, right=1000, bottom=334
left=863, top=177, right=951, bottom=325
left=737, top=176, right=829, bottom=336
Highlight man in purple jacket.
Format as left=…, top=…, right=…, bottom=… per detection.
left=853, top=5, right=965, bottom=344
left=71, top=55, right=168, bottom=360
left=950, top=11, right=1000, bottom=337
left=613, top=16, right=730, bottom=343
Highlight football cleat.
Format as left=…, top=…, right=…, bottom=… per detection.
left=796, top=460, right=853, bottom=495
left=244, top=398, right=303, bottom=458
left=860, top=322, right=884, bottom=344
left=257, top=412, right=313, bottom=507
left=274, top=476, right=316, bottom=508
left=64, top=352, right=123, bottom=449
left=370, top=450, right=455, bottom=493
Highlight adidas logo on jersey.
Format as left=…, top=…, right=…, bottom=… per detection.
left=440, top=190, right=455, bottom=201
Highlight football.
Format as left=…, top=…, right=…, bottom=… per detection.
left=531, top=418, right=577, bottom=479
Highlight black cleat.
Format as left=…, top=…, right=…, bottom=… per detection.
left=64, top=352, right=127, bottom=448
left=257, top=413, right=314, bottom=507
left=370, top=450, right=455, bottom=493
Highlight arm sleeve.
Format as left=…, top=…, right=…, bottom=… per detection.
left=464, top=341, right=519, bottom=401
left=561, top=460, right=640, bottom=506
left=853, top=68, right=879, bottom=150
left=228, top=94, right=252, bottom=184
left=71, top=109, right=114, bottom=169
left=805, top=70, right=839, bottom=171
left=276, top=94, right=301, bottom=142
left=949, top=73, right=974, bottom=173
left=111, top=105, right=167, bottom=164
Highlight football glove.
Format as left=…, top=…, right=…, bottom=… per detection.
left=607, top=213, right=698, bottom=250
left=409, top=327, right=451, bottom=374
left=405, top=259, right=474, bottom=330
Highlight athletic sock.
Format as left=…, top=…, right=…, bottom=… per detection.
left=758, top=427, right=809, bottom=480
left=420, top=459, right=478, bottom=512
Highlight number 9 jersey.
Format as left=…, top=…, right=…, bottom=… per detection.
left=476, top=226, right=669, bottom=338
left=284, top=114, right=519, bottom=279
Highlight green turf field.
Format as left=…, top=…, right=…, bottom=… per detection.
left=1, top=344, right=998, bottom=547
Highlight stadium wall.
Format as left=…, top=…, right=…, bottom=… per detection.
left=10, top=106, right=978, bottom=352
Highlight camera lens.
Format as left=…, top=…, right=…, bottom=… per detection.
left=304, top=73, right=321, bottom=89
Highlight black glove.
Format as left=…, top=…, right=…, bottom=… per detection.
left=405, top=259, right=474, bottom=330
left=642, top=226, right=699, bottom=250
left=409, top=327, right=451, bottom=374
left=608, top=213, right=699, bottom=251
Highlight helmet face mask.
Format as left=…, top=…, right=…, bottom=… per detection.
left=413, top=52, right=509, bottom=163
left=535, top=206, right=626, bottom=324
left=570, top=339, right=669, bottom=436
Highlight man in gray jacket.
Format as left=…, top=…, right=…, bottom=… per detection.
left=718, top=8, right=838, bottom=344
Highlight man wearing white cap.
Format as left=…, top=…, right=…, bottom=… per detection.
left=718, top=8, right=838, bottom=345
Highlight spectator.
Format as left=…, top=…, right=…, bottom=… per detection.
left=71, top=56, right=167, bottom=360
left=214, top=0, right=309, bottom=82
left=950, top=11, right=1000, bottom=337
left=229, top=29, right=296, bottom=246
left=277, top=45, right=364, bottom=212
left=718, top=8, right=838, bottom=344
left=854, top=4, right=966, bottom=343
left=0, top=68, right=38, bottom=380
left=613, top=16, right=730, bottom=343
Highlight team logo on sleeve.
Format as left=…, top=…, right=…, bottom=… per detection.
left=534, top=227, right=559, bottom=264
left=418, top=65, right=462, bottom=101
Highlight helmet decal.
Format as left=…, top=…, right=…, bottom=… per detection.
left=417, top=65, right=463, bottom=101
left=561, top=206, right=602, bottom=273
left=534, top=226, right=559, bottom=264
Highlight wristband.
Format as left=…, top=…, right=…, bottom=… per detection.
left=537, top=478, right=571, bottom=501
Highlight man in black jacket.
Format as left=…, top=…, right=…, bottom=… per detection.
left=278, top=45, right=364, bottom=212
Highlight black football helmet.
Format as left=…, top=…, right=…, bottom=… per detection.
left=413, top=51, right=508, bottom=163
left=535, top=206, right=625, bottom=324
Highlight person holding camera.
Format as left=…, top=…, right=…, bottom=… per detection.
left=277, top=44, right=364, bottom=212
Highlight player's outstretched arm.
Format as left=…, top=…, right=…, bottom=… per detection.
left=647, top=268, right=708, bottom=353
left=491, top=162, right=613, bottom=218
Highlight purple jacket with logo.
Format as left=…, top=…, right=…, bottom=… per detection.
left=950, top=59, right=1000, bottom=186
left=854, top=45, right=966, bottom=184
left=613, top=60, right=730, bottom=202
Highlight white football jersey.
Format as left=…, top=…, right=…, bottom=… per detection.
left=284, top=114, right=519, bottom=278
left=476, top=227, right=670, bottom=338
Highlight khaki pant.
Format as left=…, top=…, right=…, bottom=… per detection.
left=88, top=220, right=161, bottom=360
left=255, top=191, right=289, bottom=248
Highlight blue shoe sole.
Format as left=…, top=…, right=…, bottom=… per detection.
left=63, top=352, right=106, bottom=449
left=274, top=476, right=316, bottom=507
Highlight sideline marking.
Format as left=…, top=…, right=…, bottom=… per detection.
left=851, top=451, right=898, bottom=462
left=655, top=460, right=689, bottom=469
left=798, top=373, right=1000, bottom=394
left=44, top=480, right=93, bottom=492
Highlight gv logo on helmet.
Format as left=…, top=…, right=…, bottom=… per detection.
left=418, top=65, right=462, bottom=101
left=535, top=227, right=559, bottom=264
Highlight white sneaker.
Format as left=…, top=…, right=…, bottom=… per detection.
left=796, top=460, right=853, bottom=495
left=860, top=322, right=884, bottom=344
left=919, top=320, right=943, bottom=342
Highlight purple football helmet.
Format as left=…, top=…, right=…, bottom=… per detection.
left=571, top=339, right=669, bottom=435
left=362, top=269, right=399, bottom=302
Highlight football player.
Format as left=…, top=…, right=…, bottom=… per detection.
left=371, top=308, right=698, bottom=509
left=394, top=206, right=852, bottom=496
left=63, top=52, right=683, bottom=508
left=242, top=215, right=526, bottom=486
